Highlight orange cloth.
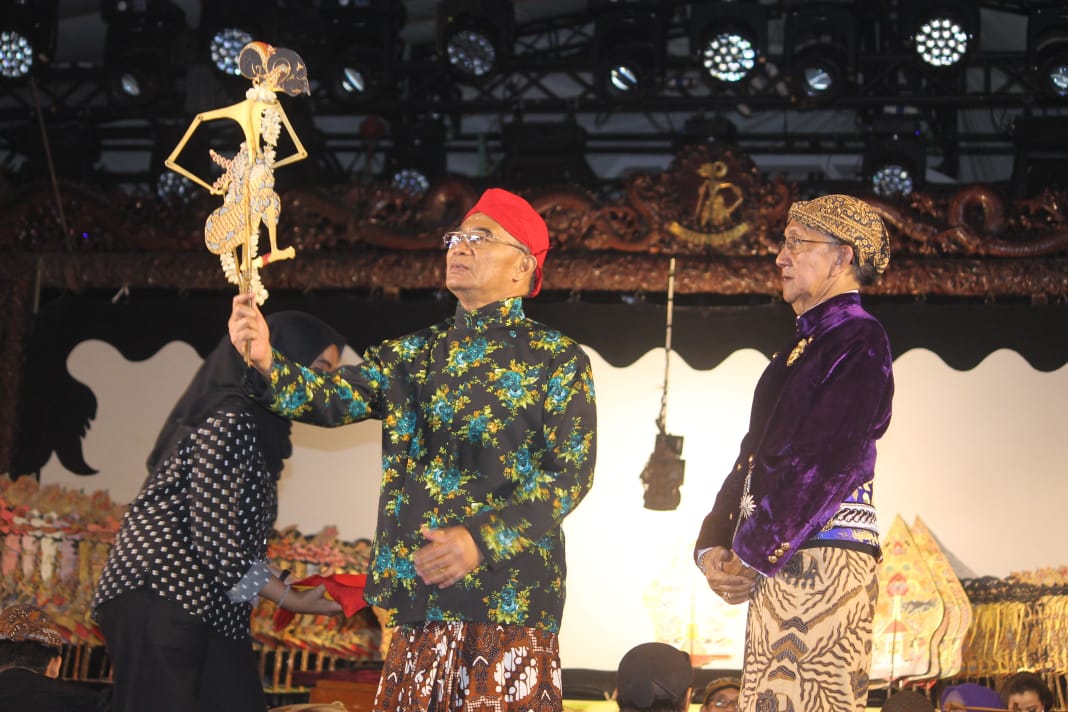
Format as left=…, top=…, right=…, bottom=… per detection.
left=272, top=573, right=368, bottom=630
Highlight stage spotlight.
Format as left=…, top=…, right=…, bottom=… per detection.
left=690, top=1, right=766, bottom=84
left=784, top=4, right=855, bottom=102
left=437, top=0, right=514, bottom=79
left=592, top=2, right=663, bottom=100
left=199, top=2, right=271, bottom=77
left=0, top=0, right=57, bottom=80
left=102, top=0, right=186, bottom=108
left=385, top=118, right=447, bottom=196
left=900, top=1, right=978, bottom=69
left=863, top=118, right=926, bottom=198
left=0, top=31, right=32, bottom=79
left=323, top=1, right=405, bottom=106
left=209, top=27, right=253, bottom=76
left=1028, top=6, right=1068, bottom=98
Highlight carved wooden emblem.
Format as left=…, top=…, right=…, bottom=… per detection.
left=628, top=142, right=796, bottom=256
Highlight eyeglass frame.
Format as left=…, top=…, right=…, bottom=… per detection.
left=777, top=236, right=842, bottom=254
left=708, top=697, right=738, bottom=709
left=443, top=229, right=531, bottom=254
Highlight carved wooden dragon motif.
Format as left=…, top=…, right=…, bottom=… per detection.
left=2, top=143, right=1067, bottom=300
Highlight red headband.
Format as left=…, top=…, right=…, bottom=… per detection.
left=463, top=188, right=550, bottom=297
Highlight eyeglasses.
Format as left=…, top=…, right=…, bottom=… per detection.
left=777, top=236, right=839, bottom=254
left=709, top=698, right=738, bottom=709
left=443, top=229, right=530, bottom=254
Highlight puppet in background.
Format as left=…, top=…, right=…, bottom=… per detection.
left=165, top=41, right=309, bottom=304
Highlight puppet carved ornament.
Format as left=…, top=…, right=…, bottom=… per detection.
left=164, top=41, right=310, bottom=304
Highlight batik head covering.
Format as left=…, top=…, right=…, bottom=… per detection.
left=147, top=312, right=345, bottom=477
left=787, top=194, right=890, bottom=275
left=463, top=188, right=550, bottom=297
left=0, top=603, right=65, bottom=648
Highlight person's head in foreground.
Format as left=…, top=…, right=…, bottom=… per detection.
left=615, top=642, right=693, bottom=712
left=778, top=194, right=890, bottom=315
left=700, top=676, right=740, bottom=711
left=0, top=603, right=66, bottom=678
left=1002, top=671, right=1055, bottom=712
left=444, top=188, right=550, bottom=310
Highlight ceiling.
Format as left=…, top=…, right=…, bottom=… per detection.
left=2, top=0, right=1067, bottom=198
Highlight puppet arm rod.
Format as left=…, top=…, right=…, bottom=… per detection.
left=272, top=106, right=309, bottom=170
left=164, top=107, right=239, bottom=194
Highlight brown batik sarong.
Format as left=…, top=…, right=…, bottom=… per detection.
left=740, top=547, right=879, bottom=712
left=374, top=621, right=563, bottom=712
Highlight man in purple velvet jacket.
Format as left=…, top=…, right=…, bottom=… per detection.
left=694, top=194, right=894, bottom=712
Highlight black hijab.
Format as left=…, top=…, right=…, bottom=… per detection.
left=146, top=311, right=345, bottom=476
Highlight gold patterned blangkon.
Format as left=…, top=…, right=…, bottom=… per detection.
left=787, top=194, right=890, bottom=275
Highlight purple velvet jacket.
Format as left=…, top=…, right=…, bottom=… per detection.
left=695, top=292, right=894, bottom=577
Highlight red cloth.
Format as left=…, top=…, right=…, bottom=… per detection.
left=272, top=573, right=369, bottom=630
left=464, top=188, right=550, bottom=296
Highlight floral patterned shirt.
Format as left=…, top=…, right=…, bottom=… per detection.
left=255, top=297, right=597, bottom=633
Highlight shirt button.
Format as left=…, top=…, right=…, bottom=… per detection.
left=767, top=555, right=778, bottom=564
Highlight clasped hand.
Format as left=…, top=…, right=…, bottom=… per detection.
left=413, top=525, right=483, bottom=589
left=700, top=546, right=759, bottom=605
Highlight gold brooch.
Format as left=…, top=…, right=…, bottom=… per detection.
left=786, top=336, right=813, bottom=367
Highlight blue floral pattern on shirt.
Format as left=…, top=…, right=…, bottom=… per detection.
left=261, top=297, right=596, bottom=633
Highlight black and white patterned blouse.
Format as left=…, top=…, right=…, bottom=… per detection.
left=92, top=408, right=276, bottom=640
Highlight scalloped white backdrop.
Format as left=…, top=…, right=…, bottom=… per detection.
left=37, top=339, right=1068, bottom=671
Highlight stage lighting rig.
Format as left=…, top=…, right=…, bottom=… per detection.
left=437, top=0, right=514, bottom=79
left=690, top=0, right=766, bottom=84
left=1028, top=6, right=1068, bottom=98
left=900, top=0, right=979, bottom=69
left=102, top=0, right=187, bottom=108
left=784, top=3, right=856, bottom=103
left=592, top=1, right=664, bottom=101
left=863, top=117, right=926, bottom=198
left=323, top=0, right=406, bottom=106
left=0, top=0, right=57, bottom=80
left=199, top=2, right=273, bottom=77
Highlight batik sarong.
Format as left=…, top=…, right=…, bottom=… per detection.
left=740, top=547, right=878, bottom=712
left=374, top=620, right=563, bottom=712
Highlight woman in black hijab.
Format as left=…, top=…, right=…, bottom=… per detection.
left=93, top=312, right=346, bottom=712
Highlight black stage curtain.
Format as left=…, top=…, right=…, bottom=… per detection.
left=11, top=289, right=1068, bottom=476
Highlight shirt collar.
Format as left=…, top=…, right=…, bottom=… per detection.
left=454, top=297, right=526, bottom=333
left=795, top=291, right=862, bottom=338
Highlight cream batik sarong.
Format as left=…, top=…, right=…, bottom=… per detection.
left=740, top=547, right=878, bottom=712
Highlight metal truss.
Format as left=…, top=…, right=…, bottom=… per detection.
left=0, top=1, right=1065, bottom=191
